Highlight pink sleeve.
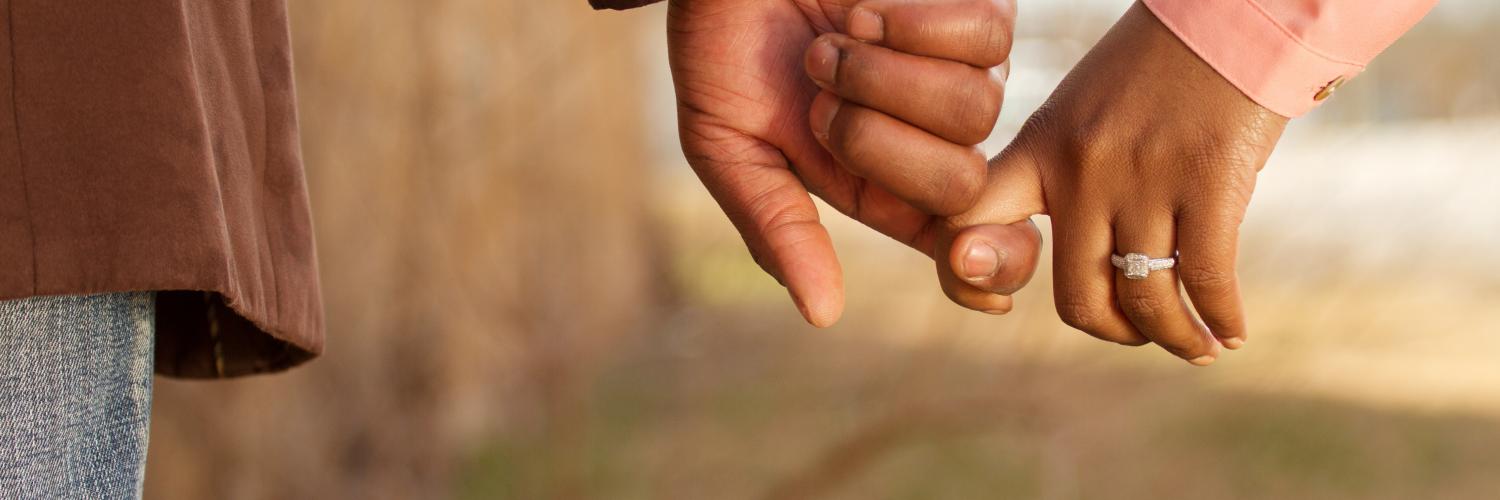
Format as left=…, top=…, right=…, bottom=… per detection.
left=1140, top=0, right=1437, bottom=117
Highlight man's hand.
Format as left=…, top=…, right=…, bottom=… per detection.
left=935, top=3, right=1289, bottom=365
left=668, top=0, right=1021, bottom=326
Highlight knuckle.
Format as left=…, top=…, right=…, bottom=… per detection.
left=1056, top=292, right=1107, bottom=332
left=970, top=0, right=1015, bottom=64
left=743, top=184, right=819, bottom=241
left=1119, top=289, right=1167, bottom=322
left=1178, top=264, right=1235, bottom=293
left=827, top=110, right=872, bottom=165
left=1063, top=117, right=1115, bottom=177
left=929, top=147, right=987, bottom=215
left=952, top=72, right=1003, bottom=145
left=963, top=27, right=1005, bottom=68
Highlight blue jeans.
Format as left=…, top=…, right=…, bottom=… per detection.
left=0, top=292, right=155, bottom=499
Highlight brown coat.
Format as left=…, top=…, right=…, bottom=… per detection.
left=0, top=0, right=658, bottom=378
left=1, top=1, right=317, bottom=378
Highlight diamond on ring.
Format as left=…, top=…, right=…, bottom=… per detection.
left=1110, top=252, right=1176, bottom=280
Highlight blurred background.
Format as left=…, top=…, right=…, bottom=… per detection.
left=143, top=1, right=1500, bottom=498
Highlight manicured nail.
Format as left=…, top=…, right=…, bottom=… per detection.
left=848, top=8, right=884, bottom=42
left=961, top=241, right=1002, bottom=281
left=1222, top=337, right=1246, bottom=350
left=1188, top=355, right=1217, bottom=367
left=807, top=38, right=839, bottom=88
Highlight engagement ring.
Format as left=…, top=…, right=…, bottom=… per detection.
left=1110, top=253, right=1176, bottom=280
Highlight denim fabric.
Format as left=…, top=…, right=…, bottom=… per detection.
left=0, top=292, right=156, bottom=500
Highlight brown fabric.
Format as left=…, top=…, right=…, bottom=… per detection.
left=589, top=0, right=665, bottom=10
left=0, top=0, right=322, bottom=378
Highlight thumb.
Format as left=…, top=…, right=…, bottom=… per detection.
left=932, top=147, right=1047, bottom=312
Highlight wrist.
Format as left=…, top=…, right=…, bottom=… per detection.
left=1138, top=0, right=1403, bottom=117
left=1054, top=3, right=1288, bottom=143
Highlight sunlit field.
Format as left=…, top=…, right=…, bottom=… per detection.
left=578, top=117, right=1500, bottom=500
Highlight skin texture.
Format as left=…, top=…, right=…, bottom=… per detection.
left=925, top=3, right=1291, bottom=365
left=667, top=0, right=1032, bottom=326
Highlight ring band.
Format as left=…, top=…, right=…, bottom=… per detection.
left=1110, top=252, right=1176, bottom=280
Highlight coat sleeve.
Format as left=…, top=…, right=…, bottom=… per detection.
left=589, top=0, right=664, bottom=10
left=1141, top=0, right=1438, bottom=117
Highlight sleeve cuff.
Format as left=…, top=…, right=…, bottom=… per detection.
left=1140, top=0, right=1363, bottom=118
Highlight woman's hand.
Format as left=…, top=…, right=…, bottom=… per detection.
left=669, top=0, right=1023, bottom=326
left=938, top=2, right=1290, bottom=365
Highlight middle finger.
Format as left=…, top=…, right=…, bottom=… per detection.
left=1112, top=210, right=1221, bottom=365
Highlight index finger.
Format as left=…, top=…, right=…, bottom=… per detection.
left=682, top=119, right=847, bottom=328
left=845, top=0, right=1016, bottom=68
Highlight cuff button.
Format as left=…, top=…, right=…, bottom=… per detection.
left=1314, top=76, right=1348, bottom=102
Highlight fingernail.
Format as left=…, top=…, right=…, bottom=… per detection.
left=807, top=38, right=839, bottom=88
left=848, top=8, right=884, bottom=42
left=1222, top=337, right=1246, bottom=350
left=1188, top=355, right=1217, bottom=367
left=961, top=241, right=1003, bottom=281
